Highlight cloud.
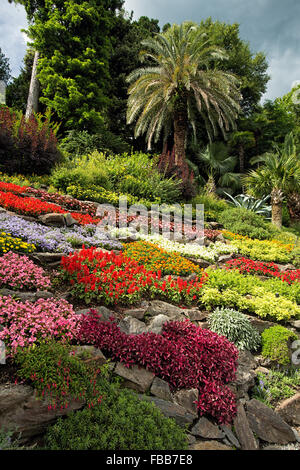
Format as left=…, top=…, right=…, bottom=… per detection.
left=0, top=2, right=28, bottom=77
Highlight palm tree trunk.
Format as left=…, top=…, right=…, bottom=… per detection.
left=174, top=110, right=187, bottom=167
left=239, top=144, right=245, bottom=174
left=25, top=50, right=40, bottom=119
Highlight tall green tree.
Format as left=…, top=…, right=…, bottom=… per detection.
left=126, top=22, right=242, bottom=171
left=9, top=0, right=123, bottom=132
left=0, top=47, right=11, bottom=85
left=245, top=133, right=300, bottom=228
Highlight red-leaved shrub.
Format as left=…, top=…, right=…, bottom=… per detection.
left=78, top=312, right=238, bottom=424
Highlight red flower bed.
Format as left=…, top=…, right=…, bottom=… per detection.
left=225, top=257, right=300, bottom=284
left=25, top=187, right=97, bottom=216
left=0, top=190, right=100, bottom=225
left=78, top=313, right=238, bottom=424
left=61, top=247, right=208, bottom=306
left=0, top=181, right=27, bottom=194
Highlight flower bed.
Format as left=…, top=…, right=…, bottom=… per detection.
left=0, top=231, right=36, bottom=254
left=122, top=241, right=204, bottom=276
left=78, top=313, right=238, bottom=424
left=225, top=257, right=300, bottom=284
left=0, top=252, right=51, bottom=291
left=25, top=187, right=97, bottom=215
left=0, top=190, right=100, bottom=225
left=0, top=213, right=121, bottom=253
left=61, top=247, right=207, bottom=306
left=0, top=181, right=26, bottom=194
left=0, top=296, right=81, bottom=355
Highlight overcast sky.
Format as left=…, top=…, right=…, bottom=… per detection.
left=1, top=0, right=299, bottom=102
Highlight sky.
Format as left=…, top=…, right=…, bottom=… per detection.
left=0, top=0, right=299, bottom=102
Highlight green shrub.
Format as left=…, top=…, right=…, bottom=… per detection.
left=192, top=192, right=228, bottom=220
left=218, top=207, right=279, bottom=240
left=208, top=307, right=261, bottom=351
left=261, top=326, right=298, bottom=365
left=15, top=341, right=105, bottom=408
left=59, top=129, right=130, bottom=156
left=44, top=382, right=188, bottom=450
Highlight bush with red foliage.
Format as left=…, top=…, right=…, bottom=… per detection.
left=225, top=257, right=300, bottom=284
left=78, top=312, right=238, bottom=424
left=0, top=106, right=62, bottom=175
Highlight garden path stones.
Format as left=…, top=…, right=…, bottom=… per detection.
left=150, top=377, right=172, bottom=401
left=276, top=393, right=300, bottom=426
left=246, top=399, right=296, bottom=444
left=138, top=395, right=195, bottom=428
left=233, top=402, right=259, bottom=450
left=113, top=363, right=155, bottom=393
left=190, top=417, right=224, bottom=439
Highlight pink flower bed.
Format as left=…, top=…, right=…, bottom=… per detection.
left=0, top=296, right=81, bottom=355
left=0, top=252, right=51, bottom=291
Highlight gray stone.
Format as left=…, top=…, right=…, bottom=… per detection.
left=232, top=349, right=257, bottom=399
left=150, top=377, right=172, bottom=401
left=38, top=213, right=66, bottom=227
left=147, top=314, right=170, bottom=334
left=0, top=289, right=53, bottom=303
left=118, top=317, right=147, bottom=335
left=75, top=306, right=116, bottom=322
left=220, top=425, right=241, bottom=449
left=145, top=300, right=185, bottom=320
left=122, top=308, right=146, bottom=320
left=290, top=320, right=300, bottom=331
left=64, top=213, right=79, bottom=227
left=218, top=254, right=234, bottom=263
left=0, top=384, right=84, bottom=441
left=186, top=310, right=208, bottom=322
left=246, top=316, right=276, bottom=334
left=32, top=252, right=64, bottom=264
left=191, top=417, right=224, bottom=439
left=172, top=389, right=198, bottom=416
left=139, top=396, right=195, bottom=428
left=276, top=393, right=300, bottom=426
left=234, top=403, right=259, bottom=450
left=246, top=399, right=296, bottom=444
left=114, top=363, right=155, bottom=393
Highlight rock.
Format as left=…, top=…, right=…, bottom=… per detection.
left=73, top=345, right=107, bottom=367
left=189, top=441, right=233, bottom=451
left=215, top=233, right=226, bottom=243
left=276, top=393, right=300, bottom=426
left=118, top=317, right=147, bottom=335
left=113, top=363, right=155, bottom=393
left=246, top=399, right=296, bottom=444
left=233, top=402, right=259, bottom=450
left=188, top=258, right=211, bottom=269
left=32, top=252, right=64, bottom=264
left=190, top=417, right=224, bottom=439
left=186, top=310, right=208, bottom=322
left=232, top=350, right=257, bottom=400
left=220, top=425, right=241, bottom=449
left=0, top=289, right=53, bottom=303
left=290, top=321, right=300, bottom=331
left=139, top=396, right=195, bottom=428
left=254, top=366, right=271, bottom=375
left=218, top=254, right=234, bottom=263
left=64, top=213, right=79, bottom=227
left=75, top=306, right=116, bottom=322
left=38, top=213, right=66, bottom=227
left=246, top=316, right=276, bottom=334
left=187, top=434, right=196, bottom=445
left=0, top=384, right=84, bottom=441
left=150, top=377, right=172, bottom=401
left=145, top=300, right=185, bottom=320
left=122, top=308, right=146, bottom=320
left=172, top=389, right=198, bottom=416
left=147, top=314, right=170, bottom=334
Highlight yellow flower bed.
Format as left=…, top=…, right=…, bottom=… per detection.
left=0, top=231, right=36, bottom=254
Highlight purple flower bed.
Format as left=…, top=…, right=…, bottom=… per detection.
left=0, top=213, right=122, bottom=253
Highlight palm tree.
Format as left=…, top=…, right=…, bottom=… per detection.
left=196, top=142, right=241, bottom=195
left=244, top=133, right=300, bottom=228
left=126, top=22, right=242, bottom=169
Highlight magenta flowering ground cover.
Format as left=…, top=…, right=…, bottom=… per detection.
left=0, top=251, right=51, bottom=291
